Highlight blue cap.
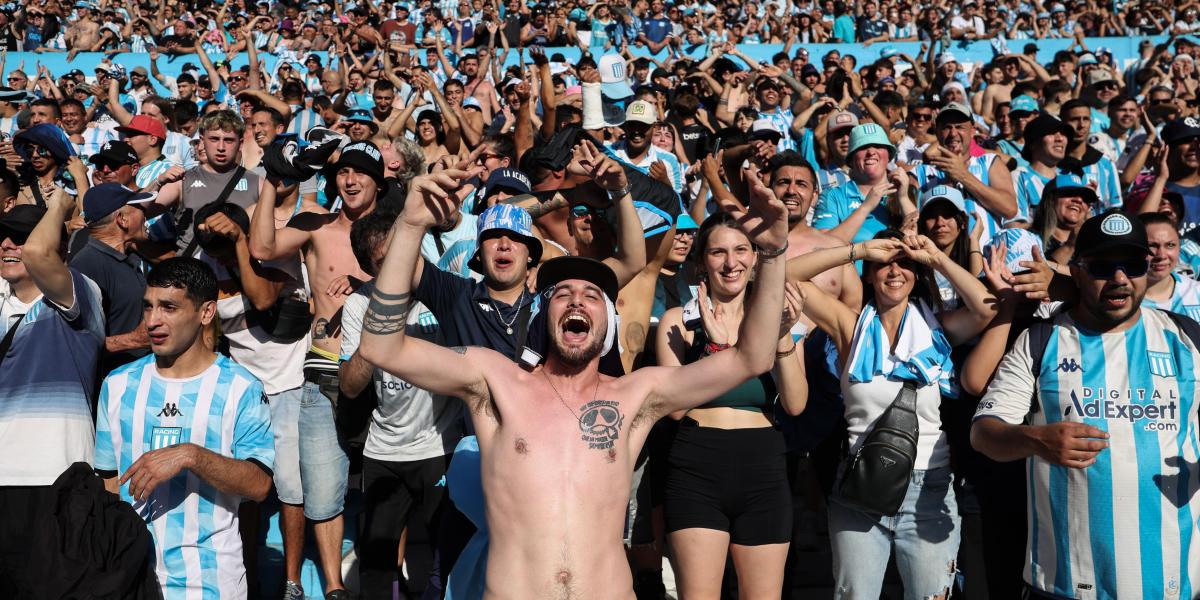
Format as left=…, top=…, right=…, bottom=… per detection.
left=344, top=108, right=376, bottom=124
left=1051, top=3, right=1066, bottom=12
left=986, top=228, right=1045, bottom=274
left=1009, top=95, right=1039, bottom=115
left=919, top=185, right=967, bottom=214
left=1037, top=11, right=1050, bottom=18
left=82, top=183, right=155, bottom=225
left=1049, top=172, right=1100, bottom=204
left=484, top=168, right=532, bottom=198
left=881, top=47, right=900, bottom=58
left=462, top=96, right=482, bottom=110
left=470, top=204, right=543, bottom=271
left=676, top=213, right=700, bottom=231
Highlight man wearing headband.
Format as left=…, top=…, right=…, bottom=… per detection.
left=357, top=169, right=788, bottom=598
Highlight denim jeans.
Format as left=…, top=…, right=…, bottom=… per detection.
left=829, top=465, right=961, bottom=600
left=267, top=386, right=304, bottom=505
left=299, top=377, right=349, bottom=520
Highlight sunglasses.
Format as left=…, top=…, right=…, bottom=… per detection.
left=30, top=146, right=52, bottom=158
left=910, top=112, right=934, bottom=121
left=571, top=205, right=607, bottom=219
left=93, top=161, right=128, bottom=172
left=1077, top=258, right=1149, bottom=279
left=230, top=76, right=246, bottom=83
left=6, top=77, right=22, bottom=83
left=0, top=230, right=28, bottom=246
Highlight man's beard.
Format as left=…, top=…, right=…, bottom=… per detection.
left=550, top=327, right=606, bottom=367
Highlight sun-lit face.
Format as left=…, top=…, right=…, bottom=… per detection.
left=867, top=259, right=917, bottom=309
left=848, top=146, right=889, bottom=181
left=1071, top=249, right=1149, bottom=330
left=546, top=280, right=607, bottom=366
left=771, top=165, right=815, bottom=224
left=336, top=166, right=379, bottom=212
left=144, top=285, right=216, bottom=358
left=701, top=226, right=755, bottom=297
left=201, top=128, right=241, bottom=168
left=1147, top=222, right=1181, bottom=284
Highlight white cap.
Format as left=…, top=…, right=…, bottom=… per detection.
left=625, top=100, right=657, bottom=125
left=597, top=53, right=634, bottom=99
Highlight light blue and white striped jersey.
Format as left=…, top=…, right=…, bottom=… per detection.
left=1143, top=273, right=1200, bottom=320
left=1077, top=154, right=1124, bottom=212
left=1012, top=165, right=1053, bottom=221
left=758, top=106, right=797, bottom=153
left=912, top=154, right=1007, bottom=247
left=976, top=308, right=1200, bottom=600
left=162, top=131, right=197, bottom=170
left=95, top=355, right=274, bottom=600
left=608, top=142, right=686, bottom=195
left=135, top=157, right=176, bottom=191
left=286, top=106, right=325, bottom=138
left=72, top=127, right=118, bottom=166
left=0, top=115, right=19, bottom=137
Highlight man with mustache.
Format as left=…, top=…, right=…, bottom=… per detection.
left=973, top=210, right=1200, bottom=600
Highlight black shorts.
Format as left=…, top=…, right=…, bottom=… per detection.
left=664, top=418, right=792, bottom=546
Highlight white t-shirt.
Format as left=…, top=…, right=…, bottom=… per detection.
left=340, top=285, right=463, bottom=462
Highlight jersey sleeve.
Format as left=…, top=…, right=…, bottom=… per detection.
left=231, top=379, right=275, bottom=471
left=94, top=377, right=118, bottom=473
left=974, top=329, right=1037, bottom=424
left=339, top=290, right=369, bottom=362
left=811, top=188, right=844, bottom=231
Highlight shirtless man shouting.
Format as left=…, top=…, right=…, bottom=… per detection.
left=359, top=168, right=788, bottom=599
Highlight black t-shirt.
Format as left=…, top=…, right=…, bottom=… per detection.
left=678, top=123, right=709, bottom=164
left=68, top=237, right=149, bottom=374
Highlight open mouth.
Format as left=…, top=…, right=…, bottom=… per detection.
left=1100, top=292, right=1131, bottom=310
left=493, top=256, right=514, bottom=269
left=884, top=278, right=906, bottom=290
left=1, top=256, right=20, bottom=264
left=561, top=312, right=592, bottom=344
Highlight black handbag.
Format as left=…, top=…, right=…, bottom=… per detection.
left=247, top=296, right=314, bottom=343
left=838, top=381, right=919, bottom=516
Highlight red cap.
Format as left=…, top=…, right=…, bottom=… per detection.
left=116, top=115, right=167, bottom=141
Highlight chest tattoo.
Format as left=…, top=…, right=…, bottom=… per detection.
left=577, top=399, right=624, bottom=451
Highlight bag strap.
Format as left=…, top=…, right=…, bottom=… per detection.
left=180, top=166, right=246, bottom=258
left=1023, top=320, right=1055, bottom=418
left=1163, top=310, right=1200, bottom=349
left=511, top=300, right=533, bottom=361
left=29, top=184, right=46, bottom=208
left=0, top=315, right=24, bottom=369
left=895, top=380, right=917, bottom=412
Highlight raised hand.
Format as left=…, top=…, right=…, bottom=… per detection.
left=1012, top=245, right=1055, bottom=301
left=733, top=163, right=788, bottom=252
left=401, top=169, right=476, bottom=228
left=568, top=140, right=628, bottom=192
left=980, top=240, right=1014, bottom=292
left=779, top=281, right=806, bottom=339
left=697, top=281, right=734, bottom=345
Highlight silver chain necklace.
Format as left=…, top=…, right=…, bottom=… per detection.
left=489, top=290, right=525, bottom=335
left=541, top=369, right=599, bottom=421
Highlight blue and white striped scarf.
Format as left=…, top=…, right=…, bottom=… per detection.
left=845, top=300, right=957, bottom=398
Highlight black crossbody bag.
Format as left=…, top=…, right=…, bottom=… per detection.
left=838, top=381, right=919, bottom=516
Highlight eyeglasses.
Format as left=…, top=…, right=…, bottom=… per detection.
left=1077, top=257, right=1149, bottom=279
left=30, top=146, right=52, bottom=158
left=674, top=229, right=696, bottom=238
left=571, top=205, right=607, bottom=219
left=910, top=112, right=934, bottom=121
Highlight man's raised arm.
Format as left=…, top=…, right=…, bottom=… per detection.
left=358, top=170, right=492, bottom=404
left=640, top=173, right=789, bottom=414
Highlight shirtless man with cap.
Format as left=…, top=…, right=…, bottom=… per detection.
left=358, top=167, right=789, bottom=599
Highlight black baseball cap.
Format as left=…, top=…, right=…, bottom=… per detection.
left=0, top=204, right=47, bottom=242
left=88, top=140, right=139, bottom=167
left=1020, top=114, right=1073, bottom=161
left=1073, top=210, right=1149, bottom=260
left=1162, top=116, right=1200, bottom=145
left=536, top=256, right=619, bottom=301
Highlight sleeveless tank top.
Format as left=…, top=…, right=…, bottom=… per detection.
left=680, top=298, right=777, bottom=413
left=175, top=166, right=263, bottom=255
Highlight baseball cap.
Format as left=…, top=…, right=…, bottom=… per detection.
left=1085, top=69, right=1116, bottom=86
left=330, top=141, right=385, bottom=187
left=624, top=100, right=657, bottom=125
left=598, top=53, right=634, bottom=99
left=1079, top=53, right=1098, bottom=66
left=462, top=96, right=482, bottom=111
left=919, top=185, right=967, bottom=214
left=936, top=102, right=973, bottom=124
left=1047, top=172, right=1100, bottom=205
left=936, top=52, right=958, bottom=67
left=116, top=114, right=167, bottom=140
left=847, top=124, right=895, bottom=158
left=469, top=204, right=544, bottom=271
left=484, top=168, right=532, bottom=199
left=750, top=119, right=783, bottom=143
left=0, top=204, right=47, bottom=242
left=1020, top=114, right=1073, bottom=161
left=827, top=111, right=859, bottom=134
left=536, top=255, right=618, bottom=302
left=344, top=108, right=379, bottom=132
left=81, top=183, right=156, bottom=225
left=1073, top=210, right=1149, bottom=260
left=676, top=213, right=700, bottom=231
left=88, top=140, right=139, bottom=166
left=1163, top=117, right=1200, bottom=145
left=130, top=66, right=149, bottom=76
left=1009, top=95, right=1039, bottom=116
left=881, top=48, right=900, bottom=59
left=800, top=64, right=820, bottom=78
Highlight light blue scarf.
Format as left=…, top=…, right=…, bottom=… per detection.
left=845, top=300, right=958, bottom=398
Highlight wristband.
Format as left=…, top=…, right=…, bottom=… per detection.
left=775, top=344, right=798, bottom=359
left=607, top=184, right=632, bottom=200
left=758, top=242, right=788, bottom=259
left=704, top=341, right=731, bottom=355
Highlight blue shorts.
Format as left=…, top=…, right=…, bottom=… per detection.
left=267, top=386, right=304, bottom=505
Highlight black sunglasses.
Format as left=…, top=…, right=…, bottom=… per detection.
left=1077, top=257, right=1149, bottom=279
left=571, top=205, right=607, bottom=219
left=0, top=230, right=27, bottom=246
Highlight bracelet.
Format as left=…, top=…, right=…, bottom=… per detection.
left=704, top=341, right=731, bottom=355
left=776, top=344, right=798, bottom=359
left=848, top=242, right=857, bottom=263
left=607, top=184, right=633, bottom=200
left=758, top=242, right=788, bottom=259
left=969, top=250, right=985, bottom=257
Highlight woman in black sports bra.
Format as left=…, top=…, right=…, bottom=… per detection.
left=655, top=212, right=809, bottom=599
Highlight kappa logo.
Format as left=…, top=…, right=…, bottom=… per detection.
left=157, top=402, right=183, bottom=418
left=190, top=179, right=207, bottom=188
left=1054, top=358, right=1084, bottom=373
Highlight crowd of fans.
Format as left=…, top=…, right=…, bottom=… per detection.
left=3, top=1, right=1200, bottom=600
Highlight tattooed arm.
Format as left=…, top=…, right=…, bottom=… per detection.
left=359, top=171, right=495, bottom=405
